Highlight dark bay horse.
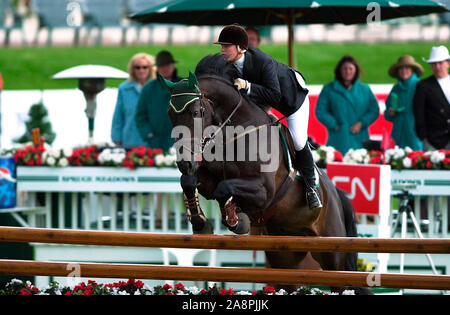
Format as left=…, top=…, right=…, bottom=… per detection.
left=162, top=54, right=371, bottom=294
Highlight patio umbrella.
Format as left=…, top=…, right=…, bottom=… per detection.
left=131, top=0, right=447, bottom=66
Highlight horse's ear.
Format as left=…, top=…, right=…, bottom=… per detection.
left=188, top=71, right=199, bottom=90
left=158, top=74, right=175, bottom=91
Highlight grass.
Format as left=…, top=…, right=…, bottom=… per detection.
left=0, top=41, right=448, bottom=90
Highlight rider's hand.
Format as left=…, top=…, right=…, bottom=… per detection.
left=234, top=78, right=249, bottom=91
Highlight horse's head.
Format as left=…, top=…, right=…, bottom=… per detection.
left=160, top=71, right=217, bottom=175
left=161, top=54, right=243, bottom=175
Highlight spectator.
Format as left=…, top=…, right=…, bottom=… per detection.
left=111, top=53, right=155, bottom=148
left=413, top=45, right=450, bottom=150
left=135, top=50, right=182, bottom=152
left=384, top=55, right=423, bottom=151
left=315, top=55, right=379, bottom=154
left=245, top=26, right=260, bottom=49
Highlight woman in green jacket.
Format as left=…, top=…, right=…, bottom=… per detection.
left=384, top=55, right=423, bottom=151
left=315, top=55, right=380, bottom=154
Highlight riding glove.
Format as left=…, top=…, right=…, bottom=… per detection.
left=234, top=78, right=249, bottom=91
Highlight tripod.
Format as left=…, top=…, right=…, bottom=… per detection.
left=391, top=188, right=439, bottom=275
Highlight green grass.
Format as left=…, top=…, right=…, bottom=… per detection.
left=0, top=41, right=448, bottom=90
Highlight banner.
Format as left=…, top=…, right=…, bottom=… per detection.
left=327, top=163, right=391, bottom=216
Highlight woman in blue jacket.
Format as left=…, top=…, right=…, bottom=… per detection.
left=384, top=55, right=423, bottom=151
left=315, top=55, right=379, bottom=154
left=111, top=53, right=156, bottom=148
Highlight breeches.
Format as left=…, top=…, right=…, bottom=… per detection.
left=286, top=71, right=310, bottom=151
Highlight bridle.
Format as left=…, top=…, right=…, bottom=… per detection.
left=170, top=79, right=244, bottom=157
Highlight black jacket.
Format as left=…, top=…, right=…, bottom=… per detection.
left=242, top=47, right=308, bottom=117
left=413, top=75, right=450, bottom=149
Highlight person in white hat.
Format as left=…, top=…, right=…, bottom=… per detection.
left=413, top=46, right=450, bottom=150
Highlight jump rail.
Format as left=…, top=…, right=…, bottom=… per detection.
left=1, top=226, right=450, bottom=291
left=1, top=226, right=450, bottom=253
left=1, top=259, right=450, bottom=291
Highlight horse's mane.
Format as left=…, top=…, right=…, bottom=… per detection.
left=194, top=54, right=239, bottom=85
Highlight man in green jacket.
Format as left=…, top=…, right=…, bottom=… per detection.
left=135, top=51, right=182, bottom=152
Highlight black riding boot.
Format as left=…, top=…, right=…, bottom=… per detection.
left=294, top=144, right=323, bottom=210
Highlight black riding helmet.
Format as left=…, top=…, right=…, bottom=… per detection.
left=214, top=24, right=248, bottom=50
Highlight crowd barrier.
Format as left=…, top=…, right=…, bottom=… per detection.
left=0, top=226, right=449, bottom=291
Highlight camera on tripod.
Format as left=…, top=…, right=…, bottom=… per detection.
left=391, top=182, right=417, bottom=193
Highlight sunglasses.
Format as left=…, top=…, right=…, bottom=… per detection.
left=134, top=65, right=150, bottom=70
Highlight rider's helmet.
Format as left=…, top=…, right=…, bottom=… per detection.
left=214, top=24, right=249, bottom=51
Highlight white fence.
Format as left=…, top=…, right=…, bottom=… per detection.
left=3, top=166, right=448, bottom=238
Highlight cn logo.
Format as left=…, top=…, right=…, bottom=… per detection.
left=326, top=163, right=390, bottom=215
left=332, top=176, right=376, bottom=201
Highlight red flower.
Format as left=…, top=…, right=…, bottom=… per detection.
left=175, top=283, right=185, bottom=291
left=163, top=283, right=172, bottom=290
left=19, top=288, right=31, bottom=295
left=263, top=286, right=276, bottom=294
left=334, top=150, right=343, bottom=162
left=146, top=158, right=154, bottom=167
left=426, top=161, right=433, bottom=169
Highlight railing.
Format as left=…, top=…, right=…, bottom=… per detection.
left=1, top=226, right=449, bottom=291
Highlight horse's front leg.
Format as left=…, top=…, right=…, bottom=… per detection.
left=181, top=174, right=214, bottom=234
left=214, top=177, right=269, bottom=235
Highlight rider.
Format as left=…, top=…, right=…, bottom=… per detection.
left=215, top=24, right=322, bottom=210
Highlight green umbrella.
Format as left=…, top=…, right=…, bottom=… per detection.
left=131, top=0, right=447, bottom=66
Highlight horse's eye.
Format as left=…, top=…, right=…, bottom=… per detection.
left=193, top=110, right=199, bottom=117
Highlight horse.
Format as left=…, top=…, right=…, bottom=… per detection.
left=161, top=54, right=371, bottom=295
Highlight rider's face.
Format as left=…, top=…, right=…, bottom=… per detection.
left=221, top=44, right=240, bottom=63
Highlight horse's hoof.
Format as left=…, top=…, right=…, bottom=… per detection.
left=192, top=218, right=214, bottom=234
left=230, top=213, right=251, bottom=235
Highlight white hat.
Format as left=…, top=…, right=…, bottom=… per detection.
left=423, top=46, right=450, bottom=64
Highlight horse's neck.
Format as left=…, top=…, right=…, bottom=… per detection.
left=213, top=89, right=270, bottom=126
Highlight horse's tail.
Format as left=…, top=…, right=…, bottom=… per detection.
left=337, top=187, right=374, bottom=295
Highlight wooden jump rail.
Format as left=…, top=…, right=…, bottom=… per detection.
left=1, top=226, right=450, bottom=253
left=1, top=226, right=450, bottom=291
left=1, top=259, right=450, bottom=291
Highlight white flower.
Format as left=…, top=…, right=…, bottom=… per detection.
left=393, top=148, right=405, bottom=160
left=342, top=289, right=356, bottom=295
left=113, top=153, right=125, bottom=164
left=168, top=147, right=177, bottom=156
left=58, top=158, right=69, bottom=167
left=155, top=154, right=165, bottom=166
left=236, top=290, right=252, bottom=295
left=430, top=151, right=445, bottom=163
left=164, top=154, right=176, bottom=166
left=63, top=148, right=73, bottom=157
left=276, top=289, right=287, bottom=295
left=187, top=286, right=200, bottom=295
left=11, top=278, right=23, bottom=285
left=312, top=150, right=320, bottom=163
left=403, top=157, right=412, bottom=168
left=326, top=150, right=335, bottom=163
left=46, top=156, right=56, bottom=166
